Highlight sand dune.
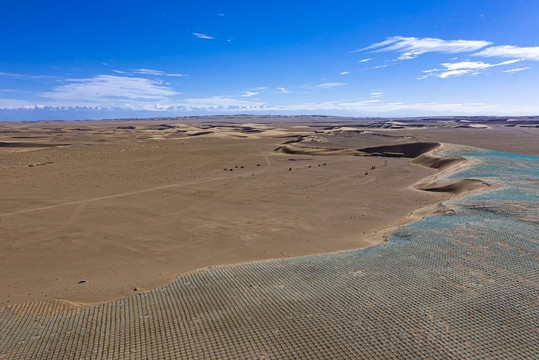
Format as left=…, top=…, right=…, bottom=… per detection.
left=274, top=143, right=359, bottom=156
left=275, top=140, right=441, bottom=159
left=0, top=117, right=536, bottom=306
left=276, top=138, right=490, bottom=197
left=406, top=144, right=491, bottom=195
left=411, top=152, right=466, bottom=171
left=415, top=178, right=490, bottom=195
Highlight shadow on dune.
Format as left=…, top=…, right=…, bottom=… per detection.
left=356, top=142, right=440, bottom=158
left=0, top=142, right=70, bottom=148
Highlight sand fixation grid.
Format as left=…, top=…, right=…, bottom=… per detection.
left=0, top=144, right=538, bottom=359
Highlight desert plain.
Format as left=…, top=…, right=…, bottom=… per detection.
left=0, top=115, right=538, bottom=307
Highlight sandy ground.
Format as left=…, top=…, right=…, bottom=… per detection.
left=0, top=116, right=537, bottom=306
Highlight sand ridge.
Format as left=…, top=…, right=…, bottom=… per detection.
left=411, top=144, right=493, bottom=196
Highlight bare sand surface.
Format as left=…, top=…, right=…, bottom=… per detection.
left=0, top=116, right=537, bottom=306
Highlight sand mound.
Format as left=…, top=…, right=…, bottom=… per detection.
left=411, top=153, right=466, bottom=171
left=274, top=144, right=358, bottom=156
left=356, top=142, right=440, bottom=158
left=415, top=179, right=490, bottom=195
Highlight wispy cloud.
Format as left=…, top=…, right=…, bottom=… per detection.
left=358, top=58, right=372, bottom=63
left=134, top=68, right=165, bottom=76
left=305, top=82, right=347, bottom=90
left=359, top=36, right=492, bottom=60
left=442, top=60, right=519, bottom=70
left=241, top=91, right=259, bottom=97
left=133, top=68, right=186, bottom=77
left=0, top=71, right=54, bottom=80
left=420, top=59, right=520, bottom=79
left=274, top=83, right=346, bottom=94
left=42, top=75, right=178, bottom=104
left=474, top=45, right=539, bottom=61
left=365, top=64, right=388, bottom=70
left=370, top=91, right=383, bottom=97
left=339, top=71, right=350, bottom=75
left=503, top=67, right=530, bottom=73
left=192, top=32, right=214, bottom=39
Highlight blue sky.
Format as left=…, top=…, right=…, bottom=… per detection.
left=1, top=0, right=539, bottom=120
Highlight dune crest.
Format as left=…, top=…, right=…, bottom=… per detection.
left=415, top=178, right=490, bottom=195
left=274, top=144, right=358, bottom=155
left=411, top=152, right=466, bottom=171
left=411, top=145, right=491, bottom=195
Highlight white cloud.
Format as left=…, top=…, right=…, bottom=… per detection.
left=241, top=91, right=259, bottom=97
left=359, top=36, right=492, bottom=60
left=474, top=45, right=539, bottom=61
left=42, top=75, right=178, bottom=104
left=306, top=82, right=347, bottom=90
left=339, top=71, right=350, bottom=75
left=134, top=68, right=165, bottom=76
left=370, top=91, right=383, bottom=97
left=442, top=60, right=518, bottom=70
left=503, top=67, right=530, bottom=73
left=366, top=64, right=388, bottom=70
left=193, top=32, right=214, bottom=39
left=438, top=69, right=473, bottom=79
left=275, top=87, right=289, bottom=93
left=0, top=98, right=36, bottom=108
left=420, top=59, right=520, bottom=79
left=4, top=95, right=539, bottom=115
left=358, top=58, right=372, bottom=63
left=0, top=71, right=54, bottom=79
left=133, top=68, right=186, bottom=77
left=0, top=88, right=34, bottom=93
